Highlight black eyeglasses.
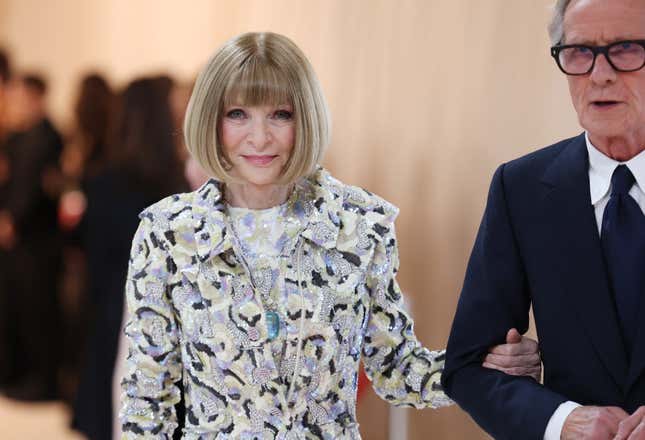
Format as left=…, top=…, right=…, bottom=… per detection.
left=550, top=40, right=645, bottom=75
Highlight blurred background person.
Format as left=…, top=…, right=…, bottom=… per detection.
left=60, top=74, right=115, bottom=192
left=0, top=49, right=10, bottom=139
left=72, top=75, right=188, bottom=440
left=57, top=73, right=115, bottom=403
left=0, top=73, right=64, bottom=401
left=169, top=80, right=195, bottom=163
left=110, top=76, right=196, bottom=440
left=0, top=48, right=12, bottom=391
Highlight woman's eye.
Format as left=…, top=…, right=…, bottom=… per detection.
left=273, top=110, right=293, bottom=120
left=226, top=109, right=246, bottom=119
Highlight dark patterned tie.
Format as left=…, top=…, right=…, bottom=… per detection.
left=601, top=164, right=645, bottom=357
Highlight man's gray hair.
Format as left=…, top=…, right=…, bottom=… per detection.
left=548, top=0, right=573, bottom=45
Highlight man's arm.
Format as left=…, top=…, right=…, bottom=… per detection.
left=442, top=164, right=567, bottom=440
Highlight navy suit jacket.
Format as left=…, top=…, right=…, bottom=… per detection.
left=442, top=134, right=645, bottom=440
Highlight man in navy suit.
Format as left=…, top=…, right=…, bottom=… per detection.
left=442, top=0, right=645, bottom=439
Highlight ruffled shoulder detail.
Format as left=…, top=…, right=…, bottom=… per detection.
left=138, top=191, right=196, bottom=232
left=317, top=178, right=399, bottom=250
left=343, top=184, right=399, bottom=223
left=136, top=181, right=228, bottom=283
left=300, top=168, right=398, bottom=259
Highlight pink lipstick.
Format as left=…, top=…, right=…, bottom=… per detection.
left=242, top=155, right=277, bottom=166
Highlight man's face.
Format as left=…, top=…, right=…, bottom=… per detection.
left=4, top=81, right=27, bottom=130
left=564, top=0, right=645, bottom=144
left=4, top=81, right=43, bottom=131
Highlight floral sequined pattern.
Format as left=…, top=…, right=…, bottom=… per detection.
left=120, top=167, right=451, bottom=440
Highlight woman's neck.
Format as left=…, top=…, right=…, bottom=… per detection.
left=225, top=182, right=292, bottom=209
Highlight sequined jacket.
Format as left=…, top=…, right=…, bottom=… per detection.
left=120, top=167, right=450, bottom=440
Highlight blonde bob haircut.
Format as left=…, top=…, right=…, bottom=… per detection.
left=184, top=32, right=331, bottom=184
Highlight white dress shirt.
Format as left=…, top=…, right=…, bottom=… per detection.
left=543, top=133, right=645, bottom=440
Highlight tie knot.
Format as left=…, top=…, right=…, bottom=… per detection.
left=611, top=165, right=636, bottom=196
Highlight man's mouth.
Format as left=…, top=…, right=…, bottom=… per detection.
left=592, top=100, right=621, bottom=108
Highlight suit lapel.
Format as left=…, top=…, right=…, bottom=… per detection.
left=540, top=134, right=629, bottom=391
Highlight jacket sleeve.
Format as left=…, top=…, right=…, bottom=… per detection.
left=361, top=212, right=452, bottom=409
left=441, top=164, right=567, bottom=440
left=119, top=216, right=182, bottom=439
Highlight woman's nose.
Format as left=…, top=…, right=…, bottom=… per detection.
left=246, top=119, right=271, bottom=149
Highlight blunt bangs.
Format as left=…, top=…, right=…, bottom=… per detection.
left=223, top=57, right=293, bottom=108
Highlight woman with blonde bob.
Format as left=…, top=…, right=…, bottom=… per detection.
left=120, top=32, right=541, bottom=439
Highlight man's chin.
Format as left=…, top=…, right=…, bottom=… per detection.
left=582, top=119, right=628, bottom=140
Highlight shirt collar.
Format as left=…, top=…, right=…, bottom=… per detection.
left=585, top=131, right=645, bottom=204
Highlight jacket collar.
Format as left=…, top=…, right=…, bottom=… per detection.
left=192, top=178, right=230, bottom=261
left=190, top=167, right=343, bottom=263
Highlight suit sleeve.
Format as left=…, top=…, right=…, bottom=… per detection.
left=441, top=164, right=567, bottom=440
left=119, top=216, right=182, bottom=439
left=362, top=213, right=452, bottom=409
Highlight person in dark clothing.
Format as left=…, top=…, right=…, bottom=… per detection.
left=60, top=74, right=115, bottom=188
left=56, top=73, right=115, bottom=404
left=0, top=48, right=12, bottom=388
left=0, top=49, right=12, bottom=212
left=0, top=73, right=64, bottom=400
left=0, top=50, right=10, bottom=126
left=0, top=50, right=10, bottom=136
left=0, top=50, right=9, bottom=83
left=72, top=76, right=187, bottom=440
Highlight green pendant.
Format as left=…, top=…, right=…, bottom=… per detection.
left=266, top=311, right=280, bottom=340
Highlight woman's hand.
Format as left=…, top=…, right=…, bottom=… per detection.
left=482, top=328, right=542, bottom=381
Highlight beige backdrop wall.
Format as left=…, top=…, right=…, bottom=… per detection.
left=1, top=1, right=581, bottom=439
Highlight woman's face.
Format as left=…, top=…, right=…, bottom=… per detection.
left=220, top=103, right=295, bottom=187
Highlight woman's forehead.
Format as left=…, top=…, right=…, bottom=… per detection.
left=223, top=83, right=293, bottom=107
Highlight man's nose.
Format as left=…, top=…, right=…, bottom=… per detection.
left=590, top=53, right=617, bottom=85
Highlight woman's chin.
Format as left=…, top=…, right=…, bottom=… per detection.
left=237, top=171, right=282, bottom=187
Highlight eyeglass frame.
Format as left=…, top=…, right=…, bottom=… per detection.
left=550, top=40, right=645, bottom=76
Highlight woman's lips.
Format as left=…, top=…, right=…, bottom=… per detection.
left=242, top=155, right=278, bottom=166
